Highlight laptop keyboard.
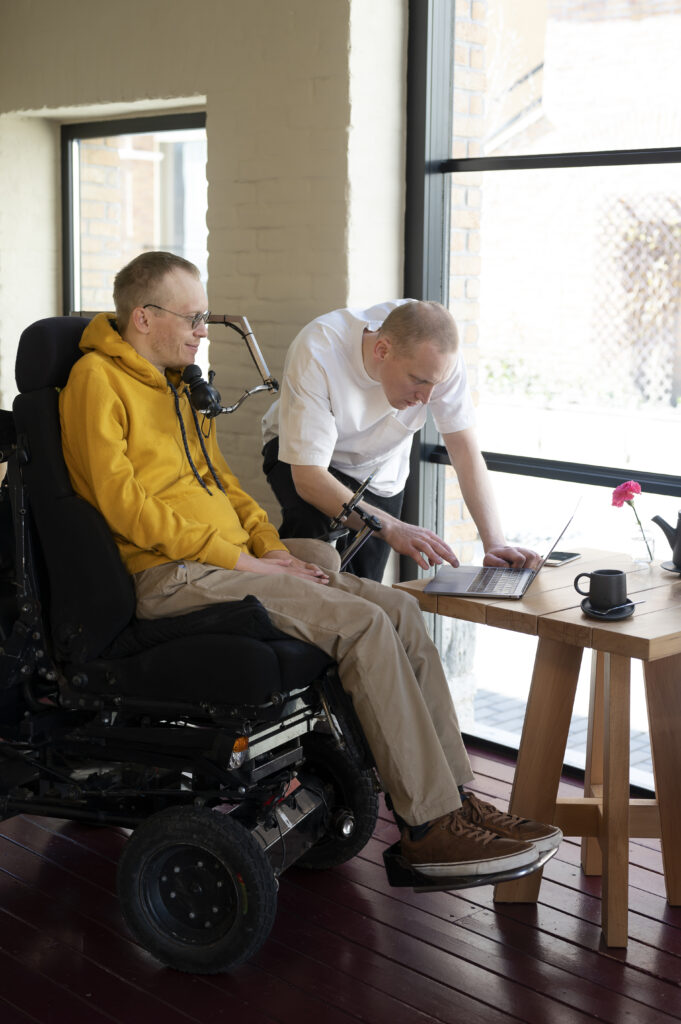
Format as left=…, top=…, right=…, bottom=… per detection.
left=469, top=566, right=527, bottom=595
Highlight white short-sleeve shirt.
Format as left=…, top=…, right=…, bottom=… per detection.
left=261, top=300, right=476, bottom=497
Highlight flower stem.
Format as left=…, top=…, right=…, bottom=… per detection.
left=629, top=501, right=653, bottom=560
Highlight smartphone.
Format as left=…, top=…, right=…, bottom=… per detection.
left=545, top=550, right=580, bottom=567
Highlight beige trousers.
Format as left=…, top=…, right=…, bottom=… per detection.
left=134, top=561, right=474, bottom=825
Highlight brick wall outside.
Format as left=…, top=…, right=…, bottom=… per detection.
left=77, top=135, right=158, bottom=312
left=445, top=0, right=486, bottom=563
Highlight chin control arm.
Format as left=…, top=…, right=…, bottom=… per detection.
left=182, top=315, right=279, bottom=417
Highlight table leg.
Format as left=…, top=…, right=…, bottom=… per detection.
left=494, top=637, right=582, bottom=903
left=581, top=651, right=604, bottom=875
left=644, top=652, right=681, bottom=905
left=601, top=652, right=630, bottom=947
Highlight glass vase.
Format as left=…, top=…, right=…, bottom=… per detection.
left=631, top=530, right=655, bottom=568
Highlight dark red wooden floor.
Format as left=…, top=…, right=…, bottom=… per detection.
left=1, top=742, right=680, bottom=1024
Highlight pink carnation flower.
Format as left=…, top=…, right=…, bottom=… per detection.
left=612, top=480, right=653, bottom=560
left=612, top=480, right=641, bottom=507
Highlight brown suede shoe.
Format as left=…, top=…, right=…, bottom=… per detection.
left=400, top=808, right=538, bottom=878
left=460, top=792, right=563, bottom=855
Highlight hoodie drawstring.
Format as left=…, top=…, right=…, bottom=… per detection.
left=187, top=402, right=227, bottom=495
left=168, top=380, right=226, bottom=496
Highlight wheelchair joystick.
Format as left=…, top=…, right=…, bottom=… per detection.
left=181, top=365, right=224, bottom=418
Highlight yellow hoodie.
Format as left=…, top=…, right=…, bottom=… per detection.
left=59, top=313, right=287, bottom=575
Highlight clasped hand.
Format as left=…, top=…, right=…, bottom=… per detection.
left=256, top=549, right=329, bottom=583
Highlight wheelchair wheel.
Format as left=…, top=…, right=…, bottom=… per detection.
left=297, top=731, right=379, bottom=869
left=117, top=806, right=277, bottom=973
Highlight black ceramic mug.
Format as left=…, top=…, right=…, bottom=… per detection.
left=574, top=568, right=627, bottom=611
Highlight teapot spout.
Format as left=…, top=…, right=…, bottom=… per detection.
left=651, top=515, right=677, bottom=549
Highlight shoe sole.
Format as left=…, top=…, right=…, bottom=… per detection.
left=411, top=847, right=539, bottom=878
left=530, top=828, right=563, bottom=855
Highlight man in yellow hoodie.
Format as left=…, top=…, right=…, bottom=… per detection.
left=59, top=250, right=561, bottom=882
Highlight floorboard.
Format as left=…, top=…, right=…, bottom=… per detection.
left=0, top=742, right=679, bottom=1024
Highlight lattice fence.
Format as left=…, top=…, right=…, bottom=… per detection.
left=594, top=193, right=681, bottom=407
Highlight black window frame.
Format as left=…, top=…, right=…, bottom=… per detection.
left=60, top=111, right=207, bottom=316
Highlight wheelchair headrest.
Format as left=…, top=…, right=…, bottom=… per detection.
left=16, top=317, right=92, bottom=394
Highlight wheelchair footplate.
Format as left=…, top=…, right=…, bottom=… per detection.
left=382, top=840, right=558, bottom=893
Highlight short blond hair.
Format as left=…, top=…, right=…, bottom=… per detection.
left=380, top=301, right=458, bottom=355
left=113, top=251, right=200, bottom=333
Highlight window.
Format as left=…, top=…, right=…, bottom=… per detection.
left=61, top=113, right=207, bottom=316
left=446, top=0, right=681, bottom=491
left=406, top=0, right=681, bottom=785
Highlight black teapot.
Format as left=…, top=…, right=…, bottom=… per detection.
left=651, top=512, right=681, bottom=569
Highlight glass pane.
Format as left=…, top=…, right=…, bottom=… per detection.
left=449, top=161, right=681, bottom=475
left=443, top=469, right=679, bottom=566
left=72, top=127, right=207, bottom=313
left=453, top=0, right=681, bottom=158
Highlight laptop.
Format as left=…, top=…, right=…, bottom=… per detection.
left=424, top=509, right=577, bottom=600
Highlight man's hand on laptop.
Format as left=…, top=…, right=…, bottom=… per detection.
left=378, top=516, right=460, bottom=571
left=483, top=544, right=541, bottom=570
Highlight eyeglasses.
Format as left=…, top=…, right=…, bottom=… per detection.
left=143, top=304, right=211, bottom=330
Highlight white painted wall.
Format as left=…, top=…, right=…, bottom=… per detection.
left=0, top=116, right=61, bottom=408
left=0, top=0, right=408, bottom=514
left=348, top=0, right=407, bottom=308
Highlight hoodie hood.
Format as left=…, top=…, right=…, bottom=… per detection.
left=60, top=311, right=286, bottom=576
left=78, top=311, right=222, bottom=499
left=79, top=312, right=180, bottom=390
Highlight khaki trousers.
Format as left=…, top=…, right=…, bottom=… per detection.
left=134, top=561, right=473, bottom=825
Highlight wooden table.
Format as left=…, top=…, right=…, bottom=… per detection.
left=395, top=549, right=681, bottom=946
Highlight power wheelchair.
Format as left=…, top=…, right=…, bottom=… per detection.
left=0, top=315, right=550, bottom=973
left=0, top=315, right=381, bottom=973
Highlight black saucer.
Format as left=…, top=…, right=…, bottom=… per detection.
left=580, top=598, right=635, bottom=621
left=661, top=561, right=681, bottom=574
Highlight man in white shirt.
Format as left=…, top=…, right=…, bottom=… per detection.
left=262, top=300, right=537, bottom=580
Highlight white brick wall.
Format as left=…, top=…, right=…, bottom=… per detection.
left=0, top=0, right=407, bottom=519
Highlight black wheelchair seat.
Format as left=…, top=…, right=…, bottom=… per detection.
left=98, top=596, right=332, bottom=704
left=62, top=598, right=333, bottom=713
